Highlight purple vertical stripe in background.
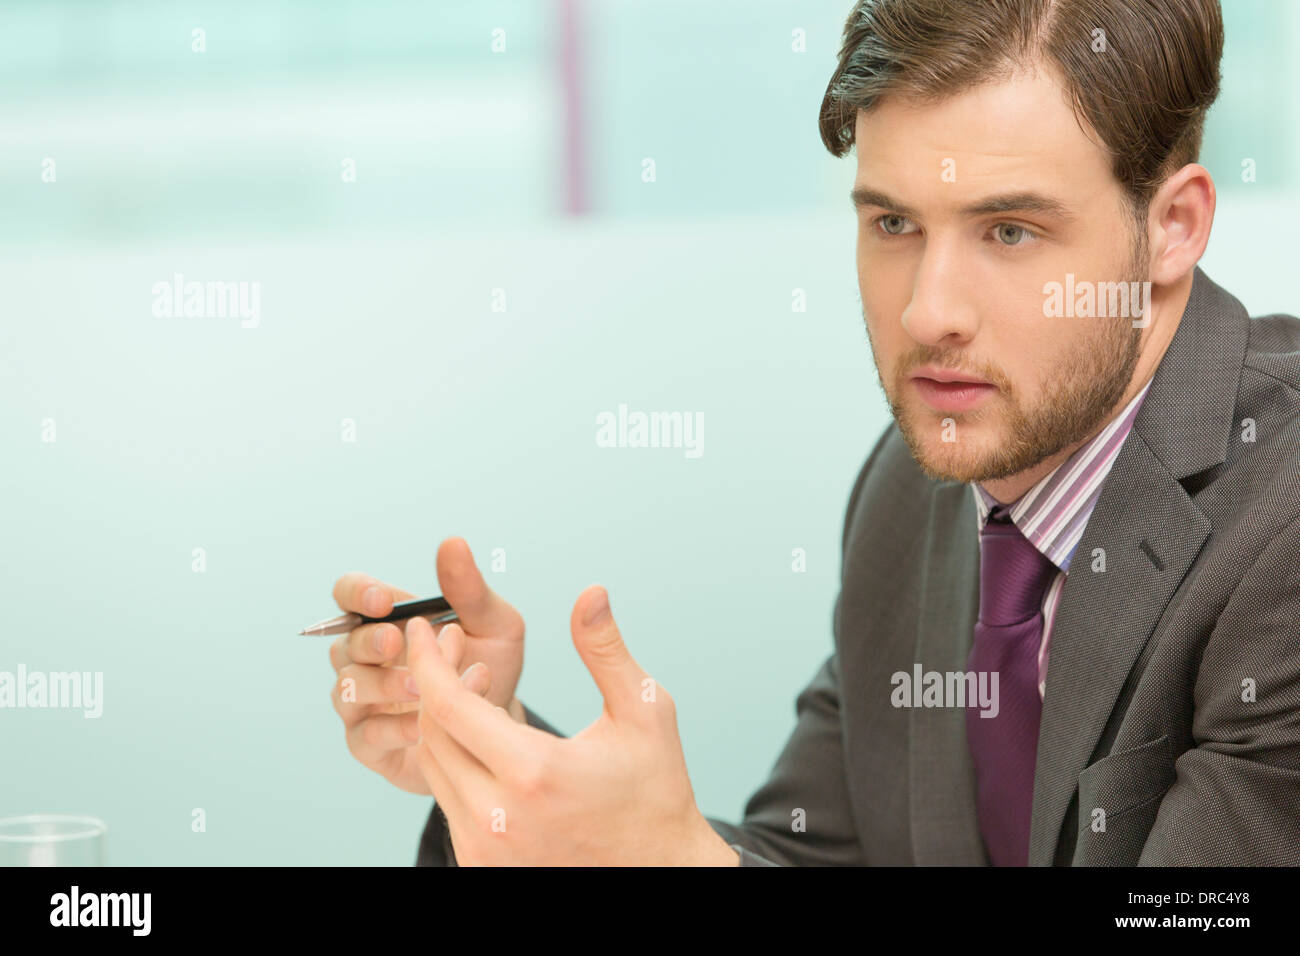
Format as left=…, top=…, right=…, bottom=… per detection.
left=557, top=0, right=587, bottom=216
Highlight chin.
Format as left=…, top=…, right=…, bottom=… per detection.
left=910, top=442, right=982, bottom=484
left=903, top=423, right=1003, bottom=485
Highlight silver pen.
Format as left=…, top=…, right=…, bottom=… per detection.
left=298, top=595, right=460, bottom=636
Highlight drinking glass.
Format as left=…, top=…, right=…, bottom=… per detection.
left=0, top=814, right=107, bottom=866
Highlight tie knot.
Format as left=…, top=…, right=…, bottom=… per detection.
left=978, top=508, right=1058, bottom=626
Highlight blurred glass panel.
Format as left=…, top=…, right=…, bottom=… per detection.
left=1203, top=0, right=1297, bottom=191
left=0, top=0, right=1290, bottom=246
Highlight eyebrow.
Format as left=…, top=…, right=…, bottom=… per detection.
left=850, top=185, right=1075, bottom=221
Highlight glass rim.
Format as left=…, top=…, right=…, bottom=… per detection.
left=0, top=814, right=108, bottom=843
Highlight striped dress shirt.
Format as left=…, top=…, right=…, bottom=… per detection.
left=971, top=378, right=1153, bottom=699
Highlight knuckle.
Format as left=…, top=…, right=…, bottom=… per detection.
left=504, top=605, right=526, bottom=640
left=333, top=572, right=364, bottom=608
left=585, top=639, right=626, bottom=670
left=343, top=722, right=362, bottom=759
left=356, top=623, right=386, bottom=659
left=655, top=690, right=679, bottom=726
left=510, top=756, right=547, bottom=797
left=385, top=669, right=410, bottom=700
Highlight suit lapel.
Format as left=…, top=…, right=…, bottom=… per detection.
left=909, top=481, right=987, bottom=864
left=1026, top=435, right=1210, bottom=863
left=1026, top=267, right=1250, bottom=864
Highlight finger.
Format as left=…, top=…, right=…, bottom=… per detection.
left=416, top=698, right=500, bottom=831
left=433, top=618, right=468, bottom=672
left=413, top=653, right=496, bottom=842
left=420, top=656, right=527, bottom=850
left=331, top=572, right=417, bottom=617
left=569, top=585, right=650, bottom=725
left=345, top=711, right=421, bottom=765
left=334, top=662, right=421, bottom=707
left=330, top=633, right=351, bottom=672
left=413, top=664, right=491, bottom=784
left=337, top=664, right=489, bottom=768
left=411, top=736, right=475, bottom=852
left=333, top=616, right=464, bottom=676
left=436, top=538, right=524, bottom=638
left=333, top=622, right=405, bottom=669
left=407, top=617, right=524, bottom=779
left=460, top=661, right=491, bottom=698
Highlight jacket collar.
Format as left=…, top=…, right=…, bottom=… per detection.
left=908, top=266, right=1251, bottom=864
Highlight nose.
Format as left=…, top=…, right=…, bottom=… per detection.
left=899, top=239, right=980, bottom=347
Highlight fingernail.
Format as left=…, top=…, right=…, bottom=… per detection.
left=404, top=675, right=420, bottom=698
left=363, top=585, right=384, bottom=614
left=372, top=626, right=391, bottom=655
left=583, top=587, right=610, bottom=626
left=459, top=662, right=478, bottom=684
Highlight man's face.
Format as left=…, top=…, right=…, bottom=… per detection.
left=853, top=64, right=1146, bottom=484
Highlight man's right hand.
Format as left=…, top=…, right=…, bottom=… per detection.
left=327, top=537, right=526, bottom=795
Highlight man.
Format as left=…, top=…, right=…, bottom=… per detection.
left=328, top=0, right=1300, bottom=865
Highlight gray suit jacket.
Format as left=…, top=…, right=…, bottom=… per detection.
left=418, top=267, right=1300, bottom=866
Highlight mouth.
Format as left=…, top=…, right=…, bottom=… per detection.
left=908, top=367, right=998, bottom=413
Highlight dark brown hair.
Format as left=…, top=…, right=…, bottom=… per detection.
left=819, top=0, right=1223, bottom=217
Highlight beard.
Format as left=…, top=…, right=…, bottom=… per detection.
left=870, top=248, right=1146, bottom=485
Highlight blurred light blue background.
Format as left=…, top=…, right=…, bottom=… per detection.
left=2, top=0, right=1297, bottom=864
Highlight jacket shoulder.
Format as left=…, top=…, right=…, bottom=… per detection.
left=840, top=424, right=944, bottom=558
left=1243, top=310, right=1300, bottom=395
left=1229, top=309, right=1300, bottom=484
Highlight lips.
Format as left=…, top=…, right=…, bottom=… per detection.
left=909, top=367, right=997, bottom=412
left=910, top=365, right=992, bottom=385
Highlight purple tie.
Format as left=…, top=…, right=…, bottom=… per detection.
left=966, top=505, right=1058, bottom=866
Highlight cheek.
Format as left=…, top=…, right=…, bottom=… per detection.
left=997, top=321, right=1073, bottom=398
left=986, top=282, right=1072, bottom=374
left=859, top=268, right=912, bottom=342
left=862, top=301, right=901, bottom=357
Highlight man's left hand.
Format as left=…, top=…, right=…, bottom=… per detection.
left=407, top=584, right=740, bottom=866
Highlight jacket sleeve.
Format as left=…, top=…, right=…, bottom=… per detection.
left=415, top=429, right=888, bottom=867
left=702, top=647, right=864, bottom=866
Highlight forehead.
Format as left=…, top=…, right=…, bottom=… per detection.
left=852, top=66, right=1115, bottom=198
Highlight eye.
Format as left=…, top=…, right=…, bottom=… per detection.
left=992, top=222, right=1037, bottom=246
left=874, top=214, right=918, bottom=237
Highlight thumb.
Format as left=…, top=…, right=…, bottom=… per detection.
left=570, top=585, right=648, bottom=724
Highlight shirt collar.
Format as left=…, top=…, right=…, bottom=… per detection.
left=971, top=378, right=1152, bottom=573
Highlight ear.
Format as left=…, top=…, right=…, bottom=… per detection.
left=1146, top=163, right=1216, bottom=287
